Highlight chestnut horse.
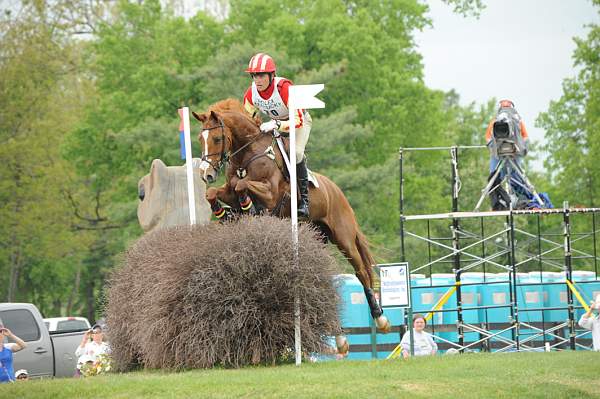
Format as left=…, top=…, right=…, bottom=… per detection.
left=192, top=99, right=391, bottom=344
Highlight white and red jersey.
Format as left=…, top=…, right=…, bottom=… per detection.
left=243, top=77, right=305, bottom=132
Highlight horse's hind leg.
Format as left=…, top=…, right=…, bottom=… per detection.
left=330, top=226, right=391, bottom=333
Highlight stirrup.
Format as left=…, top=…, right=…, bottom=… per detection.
left=298, top=205, right=309, bottom=220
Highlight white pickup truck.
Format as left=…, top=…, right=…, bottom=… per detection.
left=0, top=303, right=87, bottom=378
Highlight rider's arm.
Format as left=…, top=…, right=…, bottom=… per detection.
left=243, top=88, right=259, bottom=119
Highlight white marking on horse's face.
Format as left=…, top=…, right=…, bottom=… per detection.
left=201, top=130, right=209, bottom=156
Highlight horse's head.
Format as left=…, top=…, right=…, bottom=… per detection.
left=192, top=110, right=230, bottom=183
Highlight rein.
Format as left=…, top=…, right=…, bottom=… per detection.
left=202, top=118, right=271, bottom=174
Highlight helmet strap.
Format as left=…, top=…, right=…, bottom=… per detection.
left=268, top=72, right=275, bottom=88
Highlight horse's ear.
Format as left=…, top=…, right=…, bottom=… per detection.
left=192, top=111, right=207, bottom=123
left=210, top=110, right=221, bottom=122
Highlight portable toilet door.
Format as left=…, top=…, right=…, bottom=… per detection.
left=571, top=270, right=598, bottom=350
left=480, top=273, right=512, bottom=351
left=542, top=271, right=568, bottom=326
left=571, top=271, right=596, bottom=320
left=518, top=273, right=544, bottom=348
left=334, top=274, right=372, bottom=360
left=460, top=272, right=484, bottom=350
left=430, top=273, right=458, bottom=349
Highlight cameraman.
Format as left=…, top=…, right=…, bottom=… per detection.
left=485, top=99, right=531, bottom=209
left=485, top=99, right=529, bottom=174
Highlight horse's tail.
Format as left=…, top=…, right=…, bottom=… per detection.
left=355, top=229, right=376, bottom=288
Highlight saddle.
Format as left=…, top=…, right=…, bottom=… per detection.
left=272, top=133, right=319, bottom=188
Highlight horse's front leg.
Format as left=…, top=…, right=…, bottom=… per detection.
left=234, top=179, right=258, bottom=215
left=206, top=183, right=237, bottom=221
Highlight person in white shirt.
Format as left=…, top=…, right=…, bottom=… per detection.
left=75, top=324, right=110, bottom=376
left=578, top=299, right=600, bottom=351
left=401, top=314, right=438, bottom=358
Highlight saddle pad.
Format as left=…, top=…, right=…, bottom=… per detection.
left=307, top=170, right=319, bottom=188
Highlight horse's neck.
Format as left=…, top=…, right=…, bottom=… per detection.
left=228, top=127, right=265, bottom=162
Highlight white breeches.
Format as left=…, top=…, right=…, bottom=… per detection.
left=294, top=112, right=312, bottom=163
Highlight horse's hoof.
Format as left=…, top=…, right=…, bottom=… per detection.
left=336, top=335, right=349, bottom=355
left=375, top=315, right=391, bottom=334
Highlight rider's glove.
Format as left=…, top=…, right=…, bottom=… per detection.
left=260, top=119, right=281, bottom=133
left=523, top=140, right=529, bottom=156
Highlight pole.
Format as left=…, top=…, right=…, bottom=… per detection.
left=182, top=107, right=196, bottom=226
left=508, top=212, right=520, bottom=351
left=288, top=99, right=302, bottom=366
left=287, top=84, right=325, bottom=367
left=399, top=149, right=406, bottom=263
left=408, top=307, right=414, bottom=357
left=563, top=201, right=576, bottom=350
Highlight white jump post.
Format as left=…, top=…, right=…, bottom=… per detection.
left=179, top=107, right=197, bottom=226
left=288, top=84, right=325, bottom=366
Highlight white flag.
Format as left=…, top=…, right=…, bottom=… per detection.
left=289, top=84, right=325, bottom=109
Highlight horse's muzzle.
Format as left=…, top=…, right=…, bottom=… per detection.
left=202, top=168, right=218, bottom=184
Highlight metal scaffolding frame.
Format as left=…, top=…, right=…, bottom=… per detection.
left=398, top=146, right=600, bottom=352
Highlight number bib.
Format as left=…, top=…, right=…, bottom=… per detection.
left=251, top=77, right=290, bottom=120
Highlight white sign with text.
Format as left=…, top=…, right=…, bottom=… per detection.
left=378, top=262, right=410, bottom=308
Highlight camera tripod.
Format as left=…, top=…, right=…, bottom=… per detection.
left=474, top=156, right=544, bottom=211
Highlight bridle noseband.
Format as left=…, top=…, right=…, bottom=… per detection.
left=201, top=119, right=227, bottom=172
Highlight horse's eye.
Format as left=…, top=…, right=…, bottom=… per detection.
left=213, top=137, right=222, bottom=144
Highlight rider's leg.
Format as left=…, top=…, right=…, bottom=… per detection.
left=295, top=112, right=312, bottom=219
left=296, top=158, right=310, bottom=219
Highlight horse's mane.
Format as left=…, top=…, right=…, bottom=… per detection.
left=208, top=98, right=261, bottom=127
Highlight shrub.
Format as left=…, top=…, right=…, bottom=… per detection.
left=106, top=216, right=342, bottom=370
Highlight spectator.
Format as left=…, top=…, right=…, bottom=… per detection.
left=0, top=324, right=27, bottom=383
left=75, top=324, right=110, bottom=377
left=400, top=314, right=438, bottom=358
left=578, top=299, right=600, bottom=351
left=15, top=369, right=28, bottom=381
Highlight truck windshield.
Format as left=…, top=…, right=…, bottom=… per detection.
left=0, top=309, right=40, bottom=342
left=55, top=320, right=89, bottom=331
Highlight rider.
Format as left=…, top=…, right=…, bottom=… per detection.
left=242, top=53, right=312, bottom=219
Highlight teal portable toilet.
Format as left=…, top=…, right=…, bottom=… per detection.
left=518, top=273, right=545, bottom=347
left=571, top=271, right=597, bottom=320
left=460, top=272, right=484, bottom=348
left=570, top=270, right=598, bottom=350
left=545, top=272, right=568, bottom=324
left=335, top=273, right=406, bottom=360
left=480, top=273, right=512, bottom=351
left=334, top=274, right=372, bottom=360
left=409, top=273, right=428, bottom=315
left=430, top=273, right=457, bottom=346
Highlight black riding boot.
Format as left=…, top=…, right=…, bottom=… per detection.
left=296, top=158, right=310, bottom=220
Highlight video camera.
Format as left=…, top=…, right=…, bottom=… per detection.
left=491, top=112, right=525, bottom=157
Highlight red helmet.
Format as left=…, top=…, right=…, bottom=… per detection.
left=499, top=99, right=515, bottom=108
left=245, top=53, right=276, bottom=74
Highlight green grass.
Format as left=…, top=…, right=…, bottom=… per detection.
left=3, top=352, right=600, bottom=398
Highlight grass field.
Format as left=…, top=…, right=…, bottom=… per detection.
left=2, top=352, right=599, bottom=398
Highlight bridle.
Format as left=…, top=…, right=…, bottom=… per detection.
left=200, top=119, right=227, bottom=172
left=201, top=118, right=266, bottom=174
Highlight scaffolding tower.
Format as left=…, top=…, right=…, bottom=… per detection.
left=398, top=146, right=600, bottom=352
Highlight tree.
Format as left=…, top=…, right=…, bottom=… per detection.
left=0, top=2, right=91, bottom=309
left=537, top=1, right=600, bottom=207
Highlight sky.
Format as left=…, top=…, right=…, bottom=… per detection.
left=414, top=0, right=598, bottom=166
